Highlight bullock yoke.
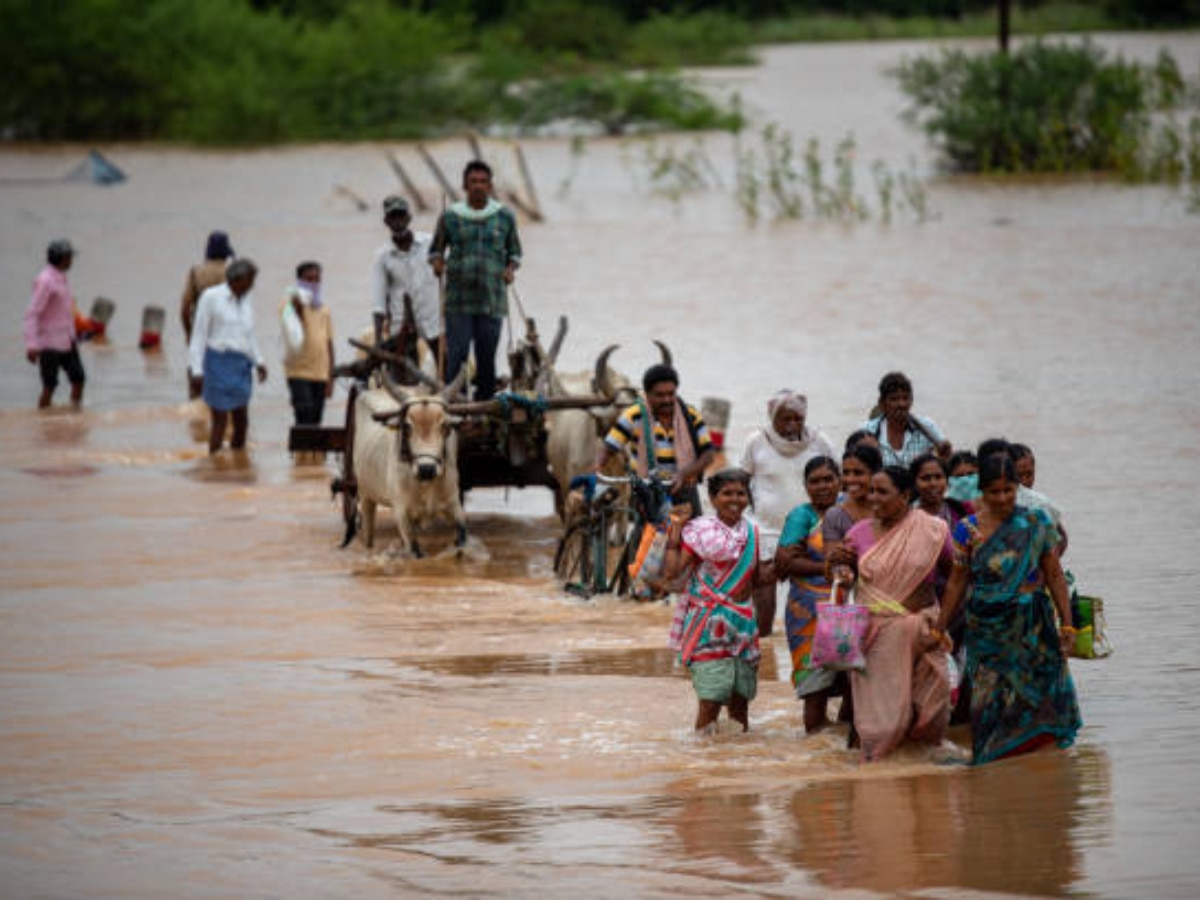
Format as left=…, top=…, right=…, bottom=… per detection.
left=302, top=316, right=623, bottom=544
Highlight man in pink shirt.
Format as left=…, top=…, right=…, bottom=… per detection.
left=24, top=239, right=85, bottom=409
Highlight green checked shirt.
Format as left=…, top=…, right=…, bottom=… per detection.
left=429, top=198, right=522, bottom=317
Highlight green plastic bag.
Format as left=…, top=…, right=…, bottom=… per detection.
left=1071, top=595, right=1112, bottom=659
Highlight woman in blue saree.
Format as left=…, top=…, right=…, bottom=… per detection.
left=935, top=455, right=1081, bottom=765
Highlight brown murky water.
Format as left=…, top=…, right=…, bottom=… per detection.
left=2, top=33, right=1199, bottom=898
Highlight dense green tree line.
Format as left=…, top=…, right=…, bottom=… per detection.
left=1, top=0, right=750, bottom=142
left=3, top=0, right=1196, bottom=143
left=1, top=0, right=459, bottom=141
left=252, top=0, right=1200, bottom=26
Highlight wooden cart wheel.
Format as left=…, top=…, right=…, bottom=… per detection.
left=339, top=384, right=360, bottom=543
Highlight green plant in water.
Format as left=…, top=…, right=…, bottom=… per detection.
left=734, top=135, right=762, bottom=225
left=632, top=138, right=719, bottom=205
left=1186, top=117, right=1200, bottom=214
left=898, top=168, right=934, bottom=224
left=894, top=39, right=1200, bottom=192
left=832, top=135, right=869, bottom=222
left=872, top=161, right=896, bottom=225
left=727, top=123, right=933, bottom=226
left=803, top=137, right=829, bottom=218
left=557, top=135, right=588, bottom=199
left=762, top=124, right=804, bottom=220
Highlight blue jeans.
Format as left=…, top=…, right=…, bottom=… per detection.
left=445, top=313, right=503, bottom=399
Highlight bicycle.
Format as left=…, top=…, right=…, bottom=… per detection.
left=554, top=471, right=673, bottom=599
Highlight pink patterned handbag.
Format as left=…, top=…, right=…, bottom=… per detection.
left=810, top=581, right=869, bottom=672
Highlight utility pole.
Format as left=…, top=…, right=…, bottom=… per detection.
left=999, top=0, right=1011, bottom=55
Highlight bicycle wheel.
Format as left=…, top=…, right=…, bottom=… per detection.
left=610, top=518, right=642, bottom=598
left=554, top=521, right=595, bottom=596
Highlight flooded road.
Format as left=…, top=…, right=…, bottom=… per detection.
left=2, top=32, right=1200, bottom=898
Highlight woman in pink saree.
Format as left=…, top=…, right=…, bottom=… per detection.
left=827, top=465, right=954, bottom=762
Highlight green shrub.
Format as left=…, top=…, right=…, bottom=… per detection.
left=506, top=0, right=629, bottom=68
left=289, top=1, right=460, bottom=140
left=894, top=41, right=1194, bottom=175
left=627, top=12, right=756, bottom=68
left=146, top=0, right=302, bottom=143
left=0, top=0, right=181, bottom=140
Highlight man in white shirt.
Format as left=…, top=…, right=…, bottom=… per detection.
left=188, top=259, right=267, bottom=454
left=371, top=195, right=441, bottom=381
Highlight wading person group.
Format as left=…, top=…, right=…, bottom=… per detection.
left=650, top=372, right=1081, bottom=769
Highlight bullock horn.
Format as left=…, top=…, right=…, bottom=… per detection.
left=380, top=368, right=412, bottom=407
left=348, top=337, right=443, bottom=391
left=440, top=367, right=469, bottom=401
left=653, top=339, right=673, bottom=367
left=546, top=315, right=568, bottom=368
left=592, top=344, right=619, bottom=399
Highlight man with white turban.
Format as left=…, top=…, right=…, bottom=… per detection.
left=738, top=390, right=836, bottom=634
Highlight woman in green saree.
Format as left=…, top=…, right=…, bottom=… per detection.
left=935, top=454, right=1082, bottom=765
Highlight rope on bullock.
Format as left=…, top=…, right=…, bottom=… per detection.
left=493, top=390, right=549, bottom=419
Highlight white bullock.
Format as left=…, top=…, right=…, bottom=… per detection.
left=352, top=373, right=466, bottom=556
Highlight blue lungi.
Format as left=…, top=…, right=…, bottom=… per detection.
left=202, top=348, right=253, bottom=411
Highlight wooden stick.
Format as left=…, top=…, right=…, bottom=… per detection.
left=333, top=183, right=369, bottom=212
left=437, top=193, right=448, bottom=387
left=466, top=131, right=485, bottom=163
left=909, top=414, right=950, bottom=457
left=513, top=141, right=544, bottom=221
left=386, top=152, right=429, bottom=212
left=503, top=189, right=544, bottom=223
left=417, top=144, right=460, bottom=203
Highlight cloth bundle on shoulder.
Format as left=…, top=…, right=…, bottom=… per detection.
left=810, top=581, right=869, bottom=671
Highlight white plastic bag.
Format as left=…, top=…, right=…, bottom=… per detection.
left=280, top=287, right=308, bottom=360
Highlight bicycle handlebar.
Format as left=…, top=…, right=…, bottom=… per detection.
left=594, top=471, right=673, bottom=487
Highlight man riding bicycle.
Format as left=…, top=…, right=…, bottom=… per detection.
left=593, top=363, right=715, bottom=521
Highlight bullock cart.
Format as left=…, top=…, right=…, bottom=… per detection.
left=288, top=322, right=621, bottom=550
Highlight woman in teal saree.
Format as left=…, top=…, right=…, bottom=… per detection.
left=936, top=455, right=1081, bottom=765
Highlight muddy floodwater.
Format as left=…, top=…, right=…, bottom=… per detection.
left=3, top=33, right=1200, bottom=899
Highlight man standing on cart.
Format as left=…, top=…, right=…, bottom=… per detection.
left=372, top=195, right=442, bottom=380
left=428, top=160, right=522, bottom=400
left=594, top=363, right=715, bottom=520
